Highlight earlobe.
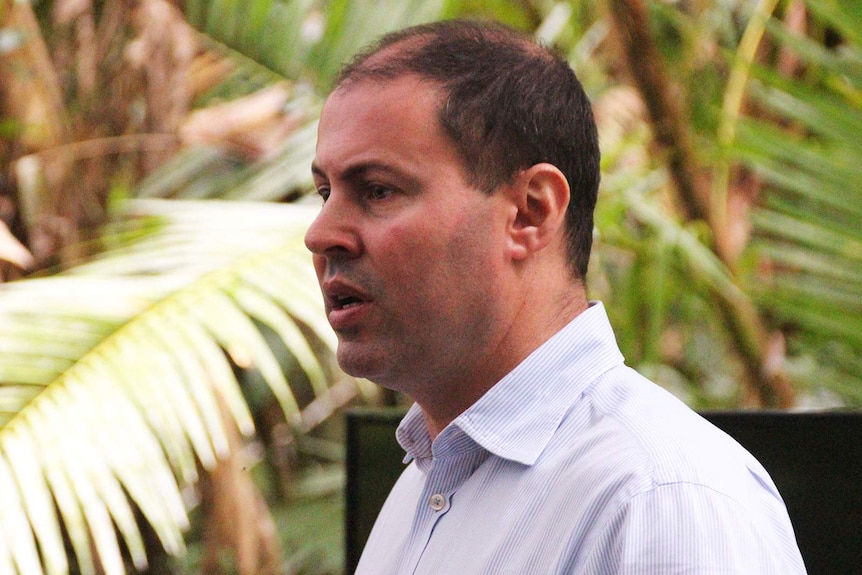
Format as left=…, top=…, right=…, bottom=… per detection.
left=508, top=163, right=570, bottom=260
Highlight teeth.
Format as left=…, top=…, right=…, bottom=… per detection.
left=335, top=295, right=361, bottom=309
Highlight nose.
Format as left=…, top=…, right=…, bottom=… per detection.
left=304, top=193, right=361, bottom=259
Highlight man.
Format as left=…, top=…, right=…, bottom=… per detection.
left=304, top=19, right=807, bottom=575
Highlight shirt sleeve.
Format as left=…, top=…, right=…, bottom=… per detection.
left=581, top=482, right=807, bottom=575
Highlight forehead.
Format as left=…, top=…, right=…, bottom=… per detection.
left=321, top=75, right=443, bottom=137
left=315, top=76, right=463, bottom=177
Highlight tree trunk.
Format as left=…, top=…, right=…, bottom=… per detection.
left=199, top=395, right=284, bottom=575
left=606, top=0, right=796, bottom=407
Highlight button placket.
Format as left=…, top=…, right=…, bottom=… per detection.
left=398, top=429, right=486, bottom=573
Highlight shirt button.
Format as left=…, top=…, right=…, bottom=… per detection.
left=429, top=493, right=446, bottom=511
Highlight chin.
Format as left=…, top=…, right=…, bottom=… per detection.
left=337, top=348, right=411, bottom=394
left=336, top=346, right=384, bottom=380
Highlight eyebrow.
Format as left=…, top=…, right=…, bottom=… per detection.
left=311, top=161, right=421, bottom=189
left=311, top=162, right=326, bottom=179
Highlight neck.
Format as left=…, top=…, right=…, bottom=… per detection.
left=417, top=280, right=588, bottom=440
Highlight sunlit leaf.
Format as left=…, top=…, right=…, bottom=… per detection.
left=0, top=200, right=340, bottom=574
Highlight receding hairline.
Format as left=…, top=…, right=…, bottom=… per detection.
left=333, top=20, right=556, bottom=90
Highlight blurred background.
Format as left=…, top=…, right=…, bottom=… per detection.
left=1, top=0, right=860, bottom=573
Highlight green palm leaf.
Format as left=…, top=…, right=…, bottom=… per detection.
left=185, top=0, right=447, bottom=92
left=0, top=199, right=348, bottom=575
left=730, top=1, right=862, bottom=398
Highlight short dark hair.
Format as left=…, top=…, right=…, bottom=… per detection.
left=334, top=19, right=600, bottom=279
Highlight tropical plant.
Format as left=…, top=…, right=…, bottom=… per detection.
left=0, top=0, right=446, bottom=573
left=734, top=1, right=862, bottom=403
left=591, top=0, right=862, bottom=408
left=0, top=199, right=352, bottom=574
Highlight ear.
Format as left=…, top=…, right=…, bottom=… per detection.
left=506, top=163, right=570, bottom=261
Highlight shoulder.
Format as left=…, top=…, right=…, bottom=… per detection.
left=532, top=364, right=786, bottom=528
left=542, top=367, right=805, bottom=573
left=580, top=479, right=807, bottom=574
left=566, top=365, right=767, bottom=487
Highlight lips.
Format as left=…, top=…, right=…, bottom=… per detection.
left=322, top=278, right=373, bottom=331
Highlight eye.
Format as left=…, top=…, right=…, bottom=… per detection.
left=366, top=184, right=393, bottom=201
left=316, top=186, right=331, bottom=203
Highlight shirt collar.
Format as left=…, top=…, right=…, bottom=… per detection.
left=397, top=302, right=625, bottom=466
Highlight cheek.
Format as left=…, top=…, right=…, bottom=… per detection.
left=429, top=213, right=502, bottom=304
left=372, top=218, right=460, bottom=304
left=372, top=200, right=502, bottom=304
left=446, top=206, right=502, bottom=268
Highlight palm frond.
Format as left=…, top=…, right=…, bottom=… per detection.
left=185, top=0, right=447, bottom=93
left=730, top=3, right=862, bottom=400
left=0, top=199, right=356, bottom=575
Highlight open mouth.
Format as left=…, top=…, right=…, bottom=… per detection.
left=333, top=295, right=364, bottom=310
left=323, top=277, right=371, bottom=317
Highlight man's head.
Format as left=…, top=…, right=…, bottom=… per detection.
left=333, top=19, right=600, bottom=278
left=305, top=19, right=598, bottom=428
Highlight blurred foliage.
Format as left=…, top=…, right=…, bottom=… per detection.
left=588, top=0, right=862, bottom=409
left=1, top=0, right=860, bottom=574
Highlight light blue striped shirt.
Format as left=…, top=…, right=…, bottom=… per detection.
left=355, top=302, right=807, bottom=574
